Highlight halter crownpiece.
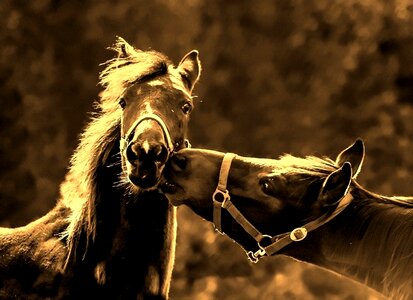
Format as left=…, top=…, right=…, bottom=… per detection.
left=212, top=153, right=354, bottom=263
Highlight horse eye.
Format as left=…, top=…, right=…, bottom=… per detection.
left=260, top=179, right=273, bottom=195
left=181, top=102, right=193, bottom=115
left=119, top=98, right=126, bottom=109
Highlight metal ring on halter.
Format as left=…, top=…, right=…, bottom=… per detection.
left=183, top=139, right=191, bottom=149
left=244, top=235, right=272, bottom=264
left=212, top=189, right=230, bottom=205
left=212, top=189, right=230, bottom=234
left=258, top=235, right=273, bottom=250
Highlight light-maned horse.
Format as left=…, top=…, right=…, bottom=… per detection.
left=0, top=37, right=201, bottom=299
left=162, top=139, right=413, bottom=299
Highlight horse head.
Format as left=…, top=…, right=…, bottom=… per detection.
left=101, top=38, right=201, bottom=190
left=161, top=139, right=365, bottom=258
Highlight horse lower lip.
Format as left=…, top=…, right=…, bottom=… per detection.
left=128, top=174, right=158, bottom=189
left=160, top=181, right=177, bottom=194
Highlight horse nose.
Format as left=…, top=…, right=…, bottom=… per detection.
left=169, top=154, right=187, bottom=172
left=126, top=142, right=169, bottom=164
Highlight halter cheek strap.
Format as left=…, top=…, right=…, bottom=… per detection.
left=212, top=152, right=354, bottom=263
left=213, top=154, right=270, bottom=242
left=213, top=153, right=236, bottom=233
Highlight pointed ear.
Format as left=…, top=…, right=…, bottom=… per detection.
left=114, top=36, right=139, bottom=58
left=177, top=50, right=201, bottom=92
left=335, top=138, right=365, bottom=178
left=319, top=162, right=352, bottom=209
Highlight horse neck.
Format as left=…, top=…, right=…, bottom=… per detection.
left=62, top=113, right=176, bottom=298
left=90, top=152, right=176, bottom=296
left=284, top=187, right=413, bottom=299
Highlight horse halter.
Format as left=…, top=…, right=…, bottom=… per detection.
left=119, top=113, right=191, bottom=154
left=212, top=153, right=354, bottom=263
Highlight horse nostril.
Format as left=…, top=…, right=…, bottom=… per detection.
left=154, top=144, right=169, bottom=164
left=171, top=154, right=187, bottom=171
left=126, top=140, right=170, bottom=165
left=126, top=143, right=139, bottom=162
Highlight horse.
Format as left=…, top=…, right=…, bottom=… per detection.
left=0, top=37, right=201, bottom=299
left=161, top=139, right=413, bottom=299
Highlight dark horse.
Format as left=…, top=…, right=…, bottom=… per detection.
left=0, top=37, right=201, bottom=299
left=162, top=139, right=413, bottom=299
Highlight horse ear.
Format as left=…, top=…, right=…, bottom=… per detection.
left=114, top=36, right=138, bottom=58
left=318, top=162, right=352, bottom=209
left=177, top=50, right=201, bottom=92
left=335, top=138, right=365, bottom=178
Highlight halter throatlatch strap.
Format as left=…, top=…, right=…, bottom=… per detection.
left=222, top=200, right=268, bottom=243
left=211, top=152, right=355, bottom=264
left=120, top=113, right=174, bottom=152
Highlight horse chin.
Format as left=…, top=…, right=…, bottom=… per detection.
left=159, top=181, right=185, bottom=206
left=166, top=196, right=185, bottom=207
left=167, top=196, right=186, bottom=207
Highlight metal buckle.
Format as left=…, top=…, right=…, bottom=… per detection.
left=290, top=227, right=307, bottom=241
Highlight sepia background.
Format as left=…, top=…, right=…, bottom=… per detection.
left=1, top=0, right=412, bottom=299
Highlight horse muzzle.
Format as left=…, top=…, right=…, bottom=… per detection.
left=119, top=113, right=175, bottom=189
left=124, top=140, right=170, bottom=189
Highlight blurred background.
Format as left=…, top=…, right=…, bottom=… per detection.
left=1, top=0, right=412, bottom=299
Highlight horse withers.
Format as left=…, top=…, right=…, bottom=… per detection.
left=161, top=139, right=413, bottom=300
left=0, top=37, right=201, bottom=299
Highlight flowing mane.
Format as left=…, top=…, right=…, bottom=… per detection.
left=336, top=185, right=413, bottom=299
left=60, top=111, right=119, bottom=263
left=275, top=154, right=337, bottom=176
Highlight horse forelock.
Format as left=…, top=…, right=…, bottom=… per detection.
left=272, top=154, right=337, bottom=177
left=98, top=42, right=172, bottom=113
